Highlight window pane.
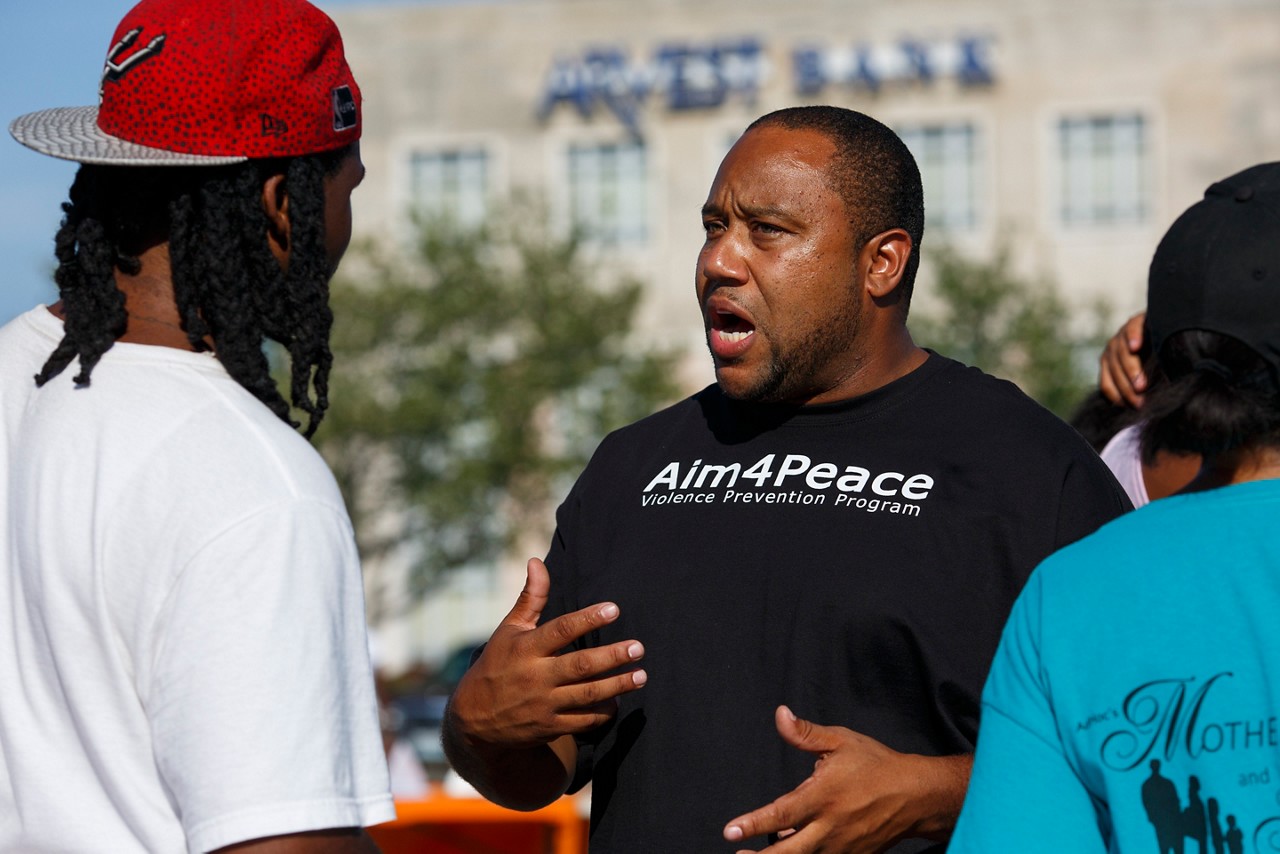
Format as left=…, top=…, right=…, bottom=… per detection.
left=409, top=149, right=489, bottom=227
left=568, top=142, right=648, bottom=246
left=1057, top=113, right=1148, bottom=226
left=898, top=122, right=980, bottom=232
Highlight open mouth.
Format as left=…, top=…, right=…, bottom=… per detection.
left=706, top=300, right=756, bottom=356
left=712, top=309, right=754, bottom=342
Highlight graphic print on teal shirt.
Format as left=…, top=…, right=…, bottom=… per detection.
left=1088, top=671, right=1280, bottom=854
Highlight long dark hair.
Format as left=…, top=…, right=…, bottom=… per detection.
left=1140, top=329, right=1280, bottom=463
left=36, top=145, right=352, bottom=437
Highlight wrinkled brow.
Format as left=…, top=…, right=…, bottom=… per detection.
left=701, top=202, right=794, bottom=220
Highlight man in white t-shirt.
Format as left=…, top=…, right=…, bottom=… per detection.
left=1, top=1, right=394, bottom=851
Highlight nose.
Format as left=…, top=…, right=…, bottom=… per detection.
left=698, top=228, right=748, bottom=287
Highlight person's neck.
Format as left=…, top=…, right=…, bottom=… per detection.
left=50, top=242, right=209, bottom=352
left=1181, top=444, right=1280, bottom=494
left=819, top=327, right=927, bottom=405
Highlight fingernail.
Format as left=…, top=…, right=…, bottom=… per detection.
left=725, top=825, right=743, bottom=841
left=600, top=603, right=619, bottom=619
left=627, top=642, right=643, bottom=660
left=632, top=669, right=648, bottom=687
left=783, top=705, right=797, bottom=721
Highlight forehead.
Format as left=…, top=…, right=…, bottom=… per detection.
left=708, top=125, right=842, bottom=212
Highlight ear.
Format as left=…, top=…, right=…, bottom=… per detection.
left=261, top=172, right=291, bottom=271
left=861, top=228, right=912, bottom=300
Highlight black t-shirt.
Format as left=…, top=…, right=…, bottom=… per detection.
left=544, top=354, right=1131, bottom=852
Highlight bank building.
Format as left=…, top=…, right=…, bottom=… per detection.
left=325, top=0, right=1280, bottom=670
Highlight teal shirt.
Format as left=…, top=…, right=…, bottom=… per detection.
left=952, top=479, right=1280, bottom=854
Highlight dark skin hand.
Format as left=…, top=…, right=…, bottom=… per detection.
left=724, top=706, right=970, bottom=854
left=1098, top=312, right=1148, bottom=409
left=442, top=558, right=648, bottom=811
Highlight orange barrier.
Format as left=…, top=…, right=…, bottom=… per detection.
left=370, top=786, right=587, bottom=854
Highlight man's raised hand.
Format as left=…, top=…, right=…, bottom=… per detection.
left=447, top=557, right=646, bottom=750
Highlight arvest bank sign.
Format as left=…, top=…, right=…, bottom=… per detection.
left=539, top=35, right=995, bottom=136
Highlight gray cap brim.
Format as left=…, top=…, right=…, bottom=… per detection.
left=9, top=106, right=247, bottom=167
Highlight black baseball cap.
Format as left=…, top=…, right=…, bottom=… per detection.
left=1146, top=162, right=1280, bottom=380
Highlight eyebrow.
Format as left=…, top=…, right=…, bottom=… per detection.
left=701, top=202, right=797, bottom=221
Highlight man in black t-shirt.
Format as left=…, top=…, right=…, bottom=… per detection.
left=443, top=106, right=1130, bottom=852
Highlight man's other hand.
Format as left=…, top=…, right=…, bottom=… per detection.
left=723, top=706, right=970, bottom=854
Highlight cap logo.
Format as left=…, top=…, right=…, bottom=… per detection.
left=332, top=85, right=357, bottom=131
left=100, top=27, right=167, bottom=99
left=260, top=113, right=289, bottom=137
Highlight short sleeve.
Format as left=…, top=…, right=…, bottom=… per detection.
left=145, top=500, right=394, bottom=853
left=950, top=574, right=1109, bottom=852
left=543, top=497, right=600, bottom=795
left=1054, top=454, right=1133, bottom=550
left=541, top=519, right=580, bottom=632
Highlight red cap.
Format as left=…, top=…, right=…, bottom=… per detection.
left=9, top=0, right=361, bottom=165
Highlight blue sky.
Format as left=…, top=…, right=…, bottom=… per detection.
left=0, top=0, right=421, bottom=327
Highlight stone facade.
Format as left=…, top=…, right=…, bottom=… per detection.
left=326, top=0, right=1280, bottom=668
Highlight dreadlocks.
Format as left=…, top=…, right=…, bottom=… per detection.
left=35, top=144, right=352, bottom=438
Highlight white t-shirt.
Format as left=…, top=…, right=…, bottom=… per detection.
left=0, top=307, right=395, bottom=853
left=1099, top=423, right=1150, bottom=508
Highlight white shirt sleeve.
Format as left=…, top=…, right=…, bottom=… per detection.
left=144, top=499, right=394, bottom=853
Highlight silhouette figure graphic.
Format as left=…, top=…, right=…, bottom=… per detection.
left=1143, top=760, right=1184, bottom=854
left=1138, top=765, right=1250, bottom=854
left=1223, top=815, right=1242, bottom=854
left=1207, top=797, right=1224, bottom=854
left=1184, top=776, right=1208, bottom=854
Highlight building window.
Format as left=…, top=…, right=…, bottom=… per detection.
left=568, top=142, right=648, bottom=245
left=1058, top=113, right=1148, bottom=226
left=898, top=122, right=981, bottom=231
left=409, top=149, right=489, bottom=227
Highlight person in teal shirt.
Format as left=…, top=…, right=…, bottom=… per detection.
left=952, top=161, right=1280, bottom=853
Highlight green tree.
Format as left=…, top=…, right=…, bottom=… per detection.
left=314, top=204, right=680, bottom=619
left=911, top=244, right=1113, bottom=418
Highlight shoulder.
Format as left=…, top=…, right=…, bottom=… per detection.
left=1031, top=497, right=1175, bottom=598
left=920, top=355, right=1062, bottom=420
left=32, top=344, right=347, bottom=518
left=910, top=356, right=1133, bottom=528
left=166, top=389, right=346, bottom=516
left=557, top=388, right=715, bottom=507
left=914, top=355, right=1106, bottom=459
left=589, top=386, right=714, bottom=458
left=1042, top=480, right=1280, bottom=581
left=612, top=385, right=716, bottom=434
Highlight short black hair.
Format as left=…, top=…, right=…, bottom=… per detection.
left=1141, top=329, right=1280, bottom=462
left=1071, top=349, right=1163, bottom=452
left=37, top=145, right=352, bottom=437
left=747, top=106, right=925, bottom=313
left=1069, top=389, right=1139, bottom=454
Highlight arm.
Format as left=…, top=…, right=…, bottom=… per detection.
left=1098, top=311, right=1148, bottom=409
left=948, top=704, right=1108, bottom=853
left=722, top=706, right=970, bottom=853
left=950, top=572, right=1108, bottom=853
left=213, top=829, right=380, bottom=854
left=442, top=558, right=647, bottom=811
left=150, top=503, right=395, bottom=853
